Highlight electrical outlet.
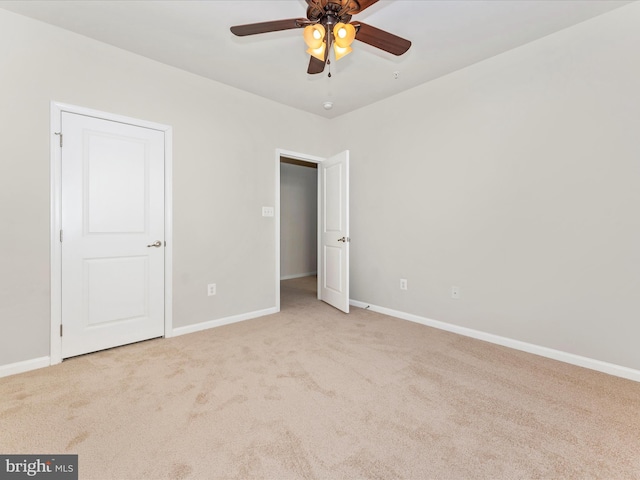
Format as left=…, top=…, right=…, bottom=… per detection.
left=451, top=286, right=460, bottom=299
left=400, top=278, right=408, bottom=290
left=262, top=206, right=274, bottom=217
left=207, top=283, right=216, bottom=296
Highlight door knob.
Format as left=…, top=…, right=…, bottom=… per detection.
left=147, top=241, right=162, bottom=248
left=338, top=237, right=350, bottom=243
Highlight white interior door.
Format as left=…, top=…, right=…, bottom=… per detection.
left=319, top=150, right=349, bottom=313
left=60, top=112, right=165, bottom=359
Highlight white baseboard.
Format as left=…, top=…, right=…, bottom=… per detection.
left=0, top=308, right=278, bottom=378
left=172, top=307, right=278, bottom=337
left=280, top=272, right=317, bottom=281
left=0, top=356, right=50, bottom=378
left=6, top=305, right=637, bottom=383
left=350, top=300, right=640, bottom=383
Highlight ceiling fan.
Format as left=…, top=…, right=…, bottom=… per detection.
left=230, top=0, right=411, bottom=75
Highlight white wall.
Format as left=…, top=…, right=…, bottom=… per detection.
left=0, top=9, right=330, bottom=367
left=280, top=162, right=318, bottom=279
left=331, top=2, right=640, bottom=371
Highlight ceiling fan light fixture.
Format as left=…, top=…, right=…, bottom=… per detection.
left=333, top=23, right=356, bottom=48
left=307, top=43, right=326, bottom=61
left=303, top=24, right=325, bottom=49
left=333, top=44, right=353, bottom=60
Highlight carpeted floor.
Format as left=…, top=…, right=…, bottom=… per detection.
left=1, top=276, right=639, bottom=479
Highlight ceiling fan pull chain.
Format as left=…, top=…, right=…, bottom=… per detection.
left=327, top=58, right=332, bottom=78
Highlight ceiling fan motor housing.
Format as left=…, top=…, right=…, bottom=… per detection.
left=306, top=0, right=356, bottom=23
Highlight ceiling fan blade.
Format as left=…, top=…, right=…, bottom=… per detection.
left=353, top=22, right=411, bottom=56
left=350, top=0, right=379, bottom=14
left=307, top=55, right=326, bottom=75
left=230, top=18, right=307, bottom=36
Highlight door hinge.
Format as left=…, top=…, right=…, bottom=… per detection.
left=54, top=132, right=63, bottom=147
left=60, top=230, right=63, bottom=242
left=60, top=324, right=63, bottom=337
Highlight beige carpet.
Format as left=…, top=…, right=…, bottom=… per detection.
left=1, top=276, right=639, bottom=479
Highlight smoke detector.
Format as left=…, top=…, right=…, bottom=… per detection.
left=322, top=101, right=333, bottom=110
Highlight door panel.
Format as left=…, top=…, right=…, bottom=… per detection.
left=61, top=112, right=165, bottom=359
left=320, top=151, right=349, bottom=313
left=324, top=246, right=342, bottom=292
left=85, top=256, right=148, bottom=326
left=87, top=134, right=147, bottom=233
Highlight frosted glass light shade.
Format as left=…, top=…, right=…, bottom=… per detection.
left=307, top=43, right=326, bottom=61
left=304, top=24, right=325, bottom=49
left=333, top=23, right=356, bottom=48
left=333, top=44, right=353, bottom=60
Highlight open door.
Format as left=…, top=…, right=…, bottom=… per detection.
left=319, top=150, right=349, bottom=312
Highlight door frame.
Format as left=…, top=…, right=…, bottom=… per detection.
left=50, top=101, right=173, bottom=365
left=275, top=148, right=325, bottom=312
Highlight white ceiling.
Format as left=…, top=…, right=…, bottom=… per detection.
left=0, top=0, right=633, bottom=118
